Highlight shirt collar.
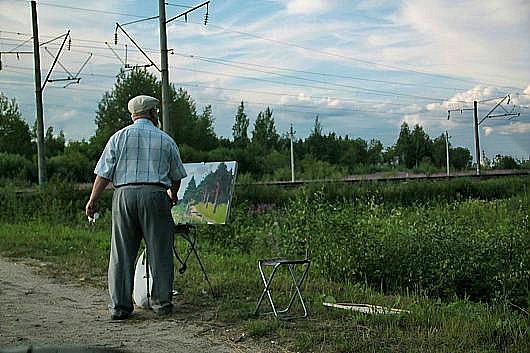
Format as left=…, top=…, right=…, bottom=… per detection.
left=133, top=118, right=155, bottom=126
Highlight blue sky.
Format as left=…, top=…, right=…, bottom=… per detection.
left=0, top=0, right=529, bottom=161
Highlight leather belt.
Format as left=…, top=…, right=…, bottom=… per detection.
left=115, top=183, right=168, bottom=189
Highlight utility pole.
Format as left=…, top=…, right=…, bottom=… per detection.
left=473, top=101, right=480, bottom=176
left=115, top=1, right=209, bottom=134
left=445, top=130, right=450, bottom=177
left=158, top=0, right=170, bottom=133
left=448, top=95, right=519, bottom=177
left=289, top=124, right=295, bottom=182
left=31, top=0, right=46, bottom=185
left=2, top=2, right=76, bottom=185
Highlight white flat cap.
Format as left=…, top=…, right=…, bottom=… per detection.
left=128, top=95, right=159, bottom=115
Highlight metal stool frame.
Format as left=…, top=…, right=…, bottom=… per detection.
left=254, top=257, right=310, bottom=319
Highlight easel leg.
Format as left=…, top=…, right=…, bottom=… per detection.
left=174, top=225, right=215, bottom=297
left=191, top=244, right=214, bottom=296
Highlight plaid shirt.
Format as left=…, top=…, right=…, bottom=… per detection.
left=94, top=119, right=187, bottom=187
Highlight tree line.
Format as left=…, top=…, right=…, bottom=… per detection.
left=1, top=69, right=527, bottom=183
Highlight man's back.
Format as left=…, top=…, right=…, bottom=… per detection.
left=95, top=119, right=184, bottom=187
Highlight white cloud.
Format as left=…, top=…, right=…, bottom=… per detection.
left=498, top=122, right=530, bottom=135
left=275, top=0, right=337, bottom=15
left=393, top=0, right=530, bottom=86
left=512, top=85, right=530, bottom=106
left=402, top=113, right=423, bottom=127
left=59, top=110, right=77, bottom=121
left=446, top=85, right=506, bottom=106
left=327, top=99, right=341, bottom=107
left=481, top=122, right=530, bottom=138
left=425, top=102, right=440, bottom=111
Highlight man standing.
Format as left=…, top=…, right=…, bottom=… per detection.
left=85, top=95, right=187, bottom=320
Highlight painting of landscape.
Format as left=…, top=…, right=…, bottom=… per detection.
left=171, top=161, right=237, bottom=225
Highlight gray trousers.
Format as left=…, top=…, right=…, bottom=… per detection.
left=108, top=185, right=175, bottom=315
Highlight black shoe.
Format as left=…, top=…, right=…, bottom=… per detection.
left=153, top=304, right=174, bottom=316
left=111, top=311, right=131, bottom=320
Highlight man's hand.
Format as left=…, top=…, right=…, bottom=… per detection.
left=168, top=180, right=181, bottom=205
left=86, top=175, right=110, bottom=219
left=167, top=189, right=178, bottom=205
left=86, top=199, right=96, bottom=218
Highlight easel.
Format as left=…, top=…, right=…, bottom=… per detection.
left=172, top=224, right=215, bottom=296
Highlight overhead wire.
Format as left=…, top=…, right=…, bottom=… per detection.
left=4, top=61, right=527, bottom=123
left=37, top=2, right=149, bottom=18
left=2, top=37, right=475, bottom=104
left=1, top=32, right=525, bottom=103
left=0, top=72, right=457, bottom=121
left=4, top=63, right=424, bottom=113
left=168, top=65, right=464, bottom=103
left=5, top=35, right=526, bottom=109
left=185, top=20, right=525, bottom=92
left=2, top=55, right=525, bottom=126
left=174, top=81, right=414, bottom=108
left=2, top=1, right=525, bottom=91
left=5, top=36, right=33, bottom=52
left=1, top=3, right=527, bottom=138
left=190, top=95, right=452, bottom=120
left=170, top=51, right=470, bottom=92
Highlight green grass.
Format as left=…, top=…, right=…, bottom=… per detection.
left=1, top=220, right=528, bottom=352
left=0, top=221, right=109, bottom=285
left=0, top=177, right=528, bottom=352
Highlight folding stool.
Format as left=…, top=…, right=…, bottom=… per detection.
left=254, top=256, right=310, bottom=319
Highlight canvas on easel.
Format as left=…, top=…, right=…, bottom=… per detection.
left=171, top=161, right=238, bottom=225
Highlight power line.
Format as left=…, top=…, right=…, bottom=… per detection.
left=3, top=31, right=528, bottom=100
left=186, top=20, right=525, bottom=91
left=3, top=63, right=421, bottom=110
left=3, top=37, right=473, bottom=103
left=174, top=81, right=413, bottom=108
left=0, top=73, right=466, bottom=121
left=195, top=96, right=452, bottom=120
left=2, top=0, right=525, bottom=92
left=8, top=35, right=526, bottom=107
left=37, top=2, right=150, bottom=18
left=4, top=58, right=527, bottom=123
left=170, top=51, right=470, bottom=92
left=169, top=65, right=462, bottom=103
left=181, top=63, right=460, bottom=102
left=8, top=64, right=528, bottom=123
left=166, top=3, right=194, bottom=9
left=0, top=37, right=470, bottom=101
left=1, top=51, right=524, bottom=123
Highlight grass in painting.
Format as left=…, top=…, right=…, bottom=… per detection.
left=195, top=202, right=228, bottom=223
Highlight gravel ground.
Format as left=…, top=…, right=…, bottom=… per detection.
left=0, top=257, right=275, bottom=353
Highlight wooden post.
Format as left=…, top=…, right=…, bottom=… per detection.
left=31, top=1, right=46, bottom=184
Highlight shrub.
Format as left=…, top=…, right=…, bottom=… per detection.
left=205, top=187, right=529, bottom=306
left=47, top=151, right=93, bottom=182
left=0, top=181, right=112, bottom=224
left=0, top=152, right=36, bottom=182
left=275, top=193, right=529, bottom=307
left=234, top=176, right=530, bottom=207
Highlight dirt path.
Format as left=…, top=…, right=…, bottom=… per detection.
left=0, top=258, right=265, bottom=353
